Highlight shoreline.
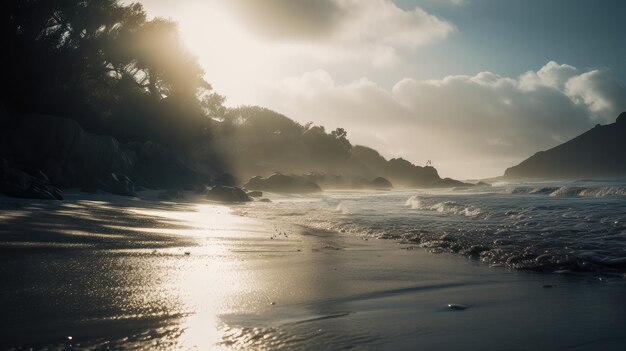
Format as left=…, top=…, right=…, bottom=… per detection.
left=1, top=193, right=625, bottom=350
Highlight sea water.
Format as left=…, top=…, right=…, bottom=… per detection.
left=242, top=179, right=626, bottom=276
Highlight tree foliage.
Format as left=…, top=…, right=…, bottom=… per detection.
left=212, top=106, right=354, bottom=178
left=2, top=0, right=223, bottom=152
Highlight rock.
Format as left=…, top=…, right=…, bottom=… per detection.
left=206, top=185, right=251, bottom=203
left=438, top=178, right=473, bottom=188
left=96, top=173, right=136, bottom=197
left=0, top=158, right=63, bottom=200
left=475, top=181, right=491, bottom=187
left=258, top=198, right=272, bottom=202
left=370, top=177, right=393, bottom=190
left=244, top=173, right=321, bottom=194
left=127, top=141, right=203, bottom=190
left=0, top=113, right=210, bottom=192
left=0, top=114, right=135, bottom=187
left=247, top=190, right=263, bottom=198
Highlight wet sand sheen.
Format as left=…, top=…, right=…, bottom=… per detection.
left=1, top=194, right=626, bottom=350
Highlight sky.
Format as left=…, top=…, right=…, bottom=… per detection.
left=132, top=0, right=626, bottom=179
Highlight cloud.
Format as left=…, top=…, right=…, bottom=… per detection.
left=228, top=0, right=343, bottom=40
left=227, top=0, right=454, bottom=66
left=268, top=62, right=626, bottom=178
left=565, top=69, right=626, bottom=119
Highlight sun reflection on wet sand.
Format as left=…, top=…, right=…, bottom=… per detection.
left=127, top=203, right=265, bottom=349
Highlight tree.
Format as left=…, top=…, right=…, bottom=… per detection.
left=2, top=0, right=222, bottom=153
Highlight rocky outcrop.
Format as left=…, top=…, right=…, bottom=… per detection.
left=0, top=114, right=134, bottom=188
left=0, top=113, right=210, bottom=199
left=246, top=190, right=263, bottom=198
left=244, top=173, right=322, bottom=194
left=351, top=145, right=469, bottom=188
left=504, top=112, right=626, bottom=179
left=0, top=158, right=63, bottom=200
left=369, top=177, right=393, bottom=190
left=206, top=185, right=251, bottom=203
left=301, top=172, right=393, bottom=190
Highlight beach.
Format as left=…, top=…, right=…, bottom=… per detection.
left=1, top=192, right=626, bottom=350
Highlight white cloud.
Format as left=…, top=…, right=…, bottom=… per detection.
left=268, top=62, right=626, bottom=179
left=565, top=69, right=626, bottom=119
left=227, top=0, right=454, bottom=66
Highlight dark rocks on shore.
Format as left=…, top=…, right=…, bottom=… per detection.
left=247, top=190, right=263, bottom=198
left=0, top=113, right=214, bottom=199
left=95, top=173, right=137, bottom=197
left=0, top=158, right=63, bottom=200
left=301, top=172, right=393, bottom=190
left=207, top=185, right=251, bottom=203
left=244, top=173, right=322, bottom=194
left=369, top=177, right=393, bottom=190
left=437, top=178, right=473, bottom=188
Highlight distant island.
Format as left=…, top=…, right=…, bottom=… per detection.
left=504, top=112, right=626, bottom=179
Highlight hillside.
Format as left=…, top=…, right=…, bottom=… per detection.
left=504, top=112, right=626, bottom=179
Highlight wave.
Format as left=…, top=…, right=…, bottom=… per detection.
left=405, top=195, right=421, bottom=209
left=405, top=196, right=482, bottom=217
left=243, top=189, right=626, bottom=277
left=334, top=202, right=353, bottom=214
left=506, top=186, right=626, bottom=197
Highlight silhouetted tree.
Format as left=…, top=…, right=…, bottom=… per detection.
left=2, top=0, right=223, bottom=154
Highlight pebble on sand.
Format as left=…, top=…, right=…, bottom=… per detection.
left=184, top=251, right=190, bottom=255
left=447, top=303, right=468, bottom=311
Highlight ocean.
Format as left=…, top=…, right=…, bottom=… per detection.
left=240, top=179, right=626, bottom=277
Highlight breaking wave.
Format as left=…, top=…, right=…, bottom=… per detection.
left=507, top=186, right=626, bottom=197
left=405, top=196, right=482, bottom=217
left=242, top=183, right=626, bottom=277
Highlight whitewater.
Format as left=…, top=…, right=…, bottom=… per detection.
left=240, top=179, right=626, bottom=277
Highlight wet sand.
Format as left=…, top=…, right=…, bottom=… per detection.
left=1, top=193, right=625, bottom=350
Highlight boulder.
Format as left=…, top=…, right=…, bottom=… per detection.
left=370, top=177, right=393, bottom=190
left=0, top=114, right=210, bottom=191
left=244, top=173, right=321, bottom=194
left=247, top=190, right=263, bottom=198
left=0, top=114, right=135, bottom=188
left=0, top=158, right=63, bottom=200
left=127, top=141, right=202, bottom=190
left=207, top=185, right=251, bottom=203
left=437, top=178, right=473, bottom=188
left=95, top=173, right=137, bottom=197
